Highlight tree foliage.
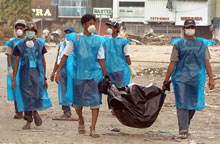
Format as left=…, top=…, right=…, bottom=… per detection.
left=0, top=0, right=33, bottom=27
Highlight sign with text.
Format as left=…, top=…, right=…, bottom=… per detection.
left=93, top=8, right=112, bottom=18
left=32, top=6, right=57, bottom=20
left=175, top=1, right=210, bottom=26
left=119, top=7, right=145, bottom=18
left=149, top=17, right=170, bottom=21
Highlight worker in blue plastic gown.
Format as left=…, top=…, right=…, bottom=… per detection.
left=103, top=22, right=136, bottom=87
left=11, top=23, right=52, bottom=130
left=5, top=19, right=26, bottom=119
left=162, top=19, right=215, bottom=139
left=50, top=27, right=78, bottom=120
left=55, top=14, right=107, bottom=138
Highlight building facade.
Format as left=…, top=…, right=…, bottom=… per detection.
left=32, top=0, right=113, bottom=37
left=31, top=0, right=218, bottom=39
left=213, top=0, right=220, bottom=41
left=112, top=0, right=216, bottom=39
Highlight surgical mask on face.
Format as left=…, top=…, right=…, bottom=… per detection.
left=185, top=29, right=195, bottom=36
left=65, top=33, right=72, bottom=41
left=26, top=40, right=34, bottom=48
left=88, top=25, right=96, bottom=34
left=16, top=29, right=23, bottom=37
left=106, top=28, right=113, bottom=35
left=26, top=31, right=35, bottom=39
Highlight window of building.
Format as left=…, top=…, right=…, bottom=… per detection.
left=119, top=2, right=145, bottom=7
left=58, top=0, right=88, bottom=17
left=51, top=0, right=58, bottom=5
left=92, top=0, right=113, bottom=8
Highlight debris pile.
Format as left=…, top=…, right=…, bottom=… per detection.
left=128, top=33, right=172, bottom=45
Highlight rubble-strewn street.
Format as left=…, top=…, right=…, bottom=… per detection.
left=0, top=45, right=220, bottom=144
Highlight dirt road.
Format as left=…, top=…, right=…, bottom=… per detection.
left=0, top=45, right=220, bottom=144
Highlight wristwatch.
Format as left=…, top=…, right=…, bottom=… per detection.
left=45, top=77, right=47, bottom=80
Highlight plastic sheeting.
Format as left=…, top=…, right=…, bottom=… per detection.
left=171, top=37, right=215, bottom=110
left=100, top=76, right=166, bottom=128
left=5, top=37, right=24, bottom=101
left=57, top=32, right=77, bottom=106
left=65, top=34, right=104, bottom=107
left=103, top=37, right=130, bottom=87
left=15, top=39, right=52, bottom=112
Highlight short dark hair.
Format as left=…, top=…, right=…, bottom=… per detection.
left=81, top=14, right=96, bottom=25
left=15, top=23, right=25, bottom=28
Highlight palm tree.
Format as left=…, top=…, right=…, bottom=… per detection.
left=0, top=0, right=33, bottom=27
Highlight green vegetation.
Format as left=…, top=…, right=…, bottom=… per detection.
left=0, top=0, right=33, bottom=44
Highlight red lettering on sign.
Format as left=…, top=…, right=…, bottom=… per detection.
left=150, top=17, right=170, bottom=21
left=181, top=17, right=203, bottom=21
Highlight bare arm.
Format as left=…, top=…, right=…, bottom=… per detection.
left=5, top=46, right=13, bottom=67
left=98, top=59, right=107, bottom=76
left=125, top=56, right=131, bottom=65
left=11, top=56, right=19, bottom=90
left=7, top=55, right=12, bottom=67
left=42, top=55, right=48, bottom=89
left=205, top=60, right=215, bottom=90
left=12, top=56, right=19, bottom=79
left=52, top=49, right=60, bottom=74
left=164, top=61, right=176, bottom=81
left=162, top=61, right=176, bottom=90
left=57, top=55, right=68, bottom=72
left=50, top=52, right=59, bottom=82
left=55, top=55, right=68, bottom=83
left=42, top=55, right=47, bottom=78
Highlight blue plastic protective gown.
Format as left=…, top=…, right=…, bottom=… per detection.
left=103, top=37, right=130, bottom=87
left=5, top=37, right=24, bottom=101
left=57, top=33, right=77, bottom=106
left=15, top=38, right=52, bottom=112
left=171, top=37, right=215, bottom=110
left=66, top=34, right=104, bottom=107
left=57, top=42, right=71, bottom=106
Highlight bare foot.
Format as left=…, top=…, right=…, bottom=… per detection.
left=78, top=124, right=86, bottom=134
left=90, top=130, right=100, bottom=138
left=23, top=122, right=31, bottom=130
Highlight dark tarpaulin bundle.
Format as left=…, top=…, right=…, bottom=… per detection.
left=100, top=76, right=167, bottom=128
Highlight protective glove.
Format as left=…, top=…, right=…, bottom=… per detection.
left=128, top=65, right=137, bottom=78
left=8, top=67, right=13, bottom=79
left=162, top=80, right=171, bottom=91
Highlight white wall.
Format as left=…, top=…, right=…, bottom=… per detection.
left=175, top=0, right=210, bottom=26
left=214, top=0, right=220, bottom=40
left=216, top=0, right=220, bottom=17
left=145, top=0, right=175, bottom=22
left=116, top=0, right=146, bottom=23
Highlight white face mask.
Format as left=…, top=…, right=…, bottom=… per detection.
left=88, top=25, right=96, bottom=34
left=16, top=29, right=23, bottom=37
left=26, top=40, right=34, bottom=48
left=185, top=29, right=195, bottom=36
left=106, top=28, right=113, bottom=35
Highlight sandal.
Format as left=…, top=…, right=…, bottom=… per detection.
left=90, top=130, right=100, bottom=138
left=33, top=112, right=42, bottom=126
left=179, top=132, right=188, bottom=139
left=78, top=124, right=86, bottom=134
left=22, top=124, right=31, bottom=130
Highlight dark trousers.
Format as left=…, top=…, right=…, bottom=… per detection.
left=23, top=111, right=34, bottom=122
left=177, top=108, right=196, bottom=133
left=62, top=105, right=71, bottom=115
left=14, top=101, right=18, bottom=113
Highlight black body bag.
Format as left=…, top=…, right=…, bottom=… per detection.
left=100, top=76, right=167, bottom=128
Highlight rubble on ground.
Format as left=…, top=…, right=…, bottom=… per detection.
left=128, top=33, right=172, bottom=46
